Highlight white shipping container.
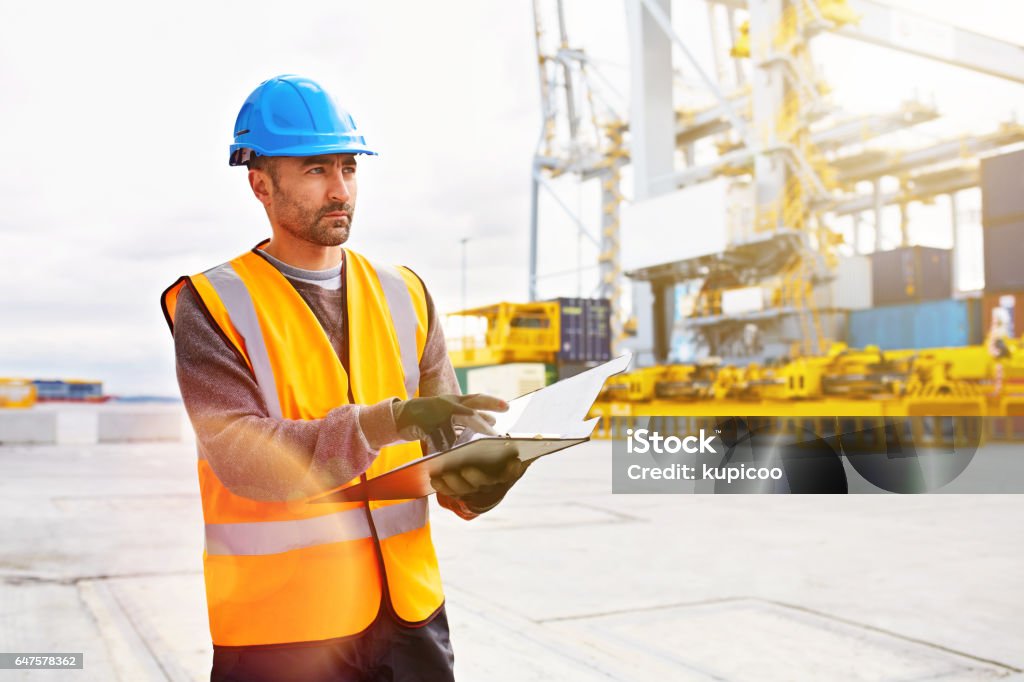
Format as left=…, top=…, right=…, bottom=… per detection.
left=816, top=256, right=873, bottom=310
left=467, top=363, right=548, bottom=401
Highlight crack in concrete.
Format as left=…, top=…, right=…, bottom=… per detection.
left=537, top=596, right=1023, bottom=675
left=2, top=569, right=201, bottom=587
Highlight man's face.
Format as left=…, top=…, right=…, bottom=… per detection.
left=260, top=154, right=358, bottom=246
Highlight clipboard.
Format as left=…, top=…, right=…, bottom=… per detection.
left=310, top=435, right=588, bottom=502
left=309, top=352, right=631, bottom=503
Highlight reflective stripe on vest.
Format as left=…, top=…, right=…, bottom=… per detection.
left=202, top=263, right=283, bottom=418
left=205, top=497, right=427, bottom=556
left=373, top=262, right=421, bottom=400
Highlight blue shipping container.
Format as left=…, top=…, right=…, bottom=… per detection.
left=552, top=297, right=611, bottom=362
left=847, top=299, right=982, bottom=350
left=32, top=380, right=104, bottom=400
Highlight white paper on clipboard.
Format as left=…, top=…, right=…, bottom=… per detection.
left=477, top=351, right=632, bottom=445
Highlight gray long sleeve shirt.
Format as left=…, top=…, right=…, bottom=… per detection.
left=172, top=249, right=502, bottom=518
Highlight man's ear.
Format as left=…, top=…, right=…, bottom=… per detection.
left=249, top=169, right=273, bottom=207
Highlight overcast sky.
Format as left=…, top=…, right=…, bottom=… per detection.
left=1, top=0, right=1021, bottom=396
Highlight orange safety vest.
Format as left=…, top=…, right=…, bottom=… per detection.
left=161, top=243, right=444, bottom=648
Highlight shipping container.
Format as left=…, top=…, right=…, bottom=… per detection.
left=585, top=299, right=612, bottom=361
left=32, top=379, right=104, bottom=402
left=983, top=220, right=1024, bottom=292
left=551, top=297, right=611, bottom=363
left=982, top=291, right=1023, bottom=339
left=847, top=299, right=982, bottom=350
left=981, top=148, right=1024, bottom=227
left=870, top=246, right=951, bottom=306
left=555, top=361, right=606, bottom=381
left=466, top=363, right=549, bottom=400
left=455, top=364, right=556, bottom=394
left=815, top=255, right=872, bottom=310
left=780, top=311, right=849, bottom=346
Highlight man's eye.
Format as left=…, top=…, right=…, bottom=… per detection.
left=343, top=167, right=356, bottom=175
left=308, top=167, right=324, bottom=174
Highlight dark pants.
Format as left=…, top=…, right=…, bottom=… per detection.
left=210, top=607, right=455, bottom=682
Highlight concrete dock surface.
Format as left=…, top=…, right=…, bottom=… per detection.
left=1, top=434, right=1022, bottom=681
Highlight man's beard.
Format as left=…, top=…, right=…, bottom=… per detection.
left=308, top=209, right=352, bottom=246
left=275, top=191, right=355, bottom=247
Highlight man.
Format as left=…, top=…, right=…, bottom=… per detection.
left=161, top=74, right=526, bottom=682
left=987, top=306, right=1012, bottom=396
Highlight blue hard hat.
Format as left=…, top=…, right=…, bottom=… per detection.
left=229, top=75, right=377, bottom=166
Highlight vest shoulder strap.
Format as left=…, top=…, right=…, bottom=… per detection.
left=368, top=260, right=426, bottom=399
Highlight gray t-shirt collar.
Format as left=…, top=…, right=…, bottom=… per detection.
left=257, top=249, right=343, bottom=291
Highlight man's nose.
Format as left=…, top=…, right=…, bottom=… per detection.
left=327, top=169, right=351, bottom=203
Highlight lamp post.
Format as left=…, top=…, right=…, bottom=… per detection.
left=459, top=237, right=470, bottom=348
left=460, top=237, right=470, bottom=313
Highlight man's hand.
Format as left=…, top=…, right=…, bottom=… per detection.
left=392, top=393, right=507, bottom=452
left=430, top=456, right=527, bottom=499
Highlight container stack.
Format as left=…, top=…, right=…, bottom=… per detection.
left=551, top=297, right=612, bottom=378
left=847, top=298, right=981, bottom=350
left=981, top=149, right=1024, bottom=338
left=869, top=246, right=952, bottom=307
left=453, top=298, right=612, bottom=395
left=808, top=254, right=873, bottom=351
left=847, top=246, right=981, bottom=350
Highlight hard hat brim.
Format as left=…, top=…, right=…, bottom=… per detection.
left=229, top=142, right=378, bottom=167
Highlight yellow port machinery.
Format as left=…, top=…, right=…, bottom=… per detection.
left=0, top=379, right=38, bottom=409
left=446, top=301, right=561, bottom=369
left=591, top=338, right=1024, bottom=441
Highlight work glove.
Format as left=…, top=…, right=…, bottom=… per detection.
left=430, top=455, right=531, bottom=505
left=392, top=393, right=507, bottom=453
